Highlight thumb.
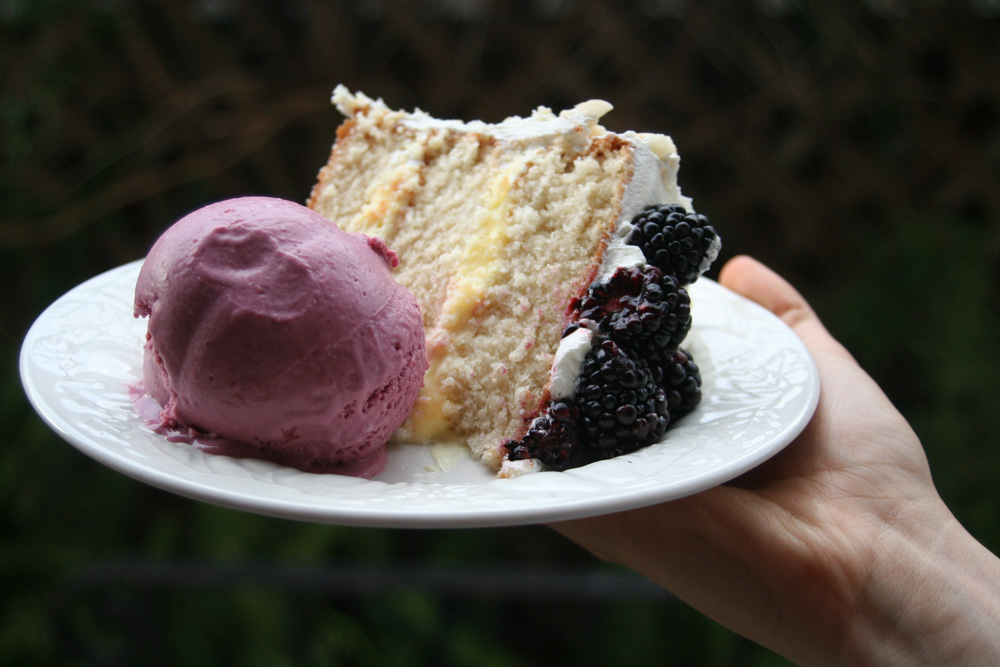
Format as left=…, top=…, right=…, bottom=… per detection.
left=718, top=255, right=851, bottom=362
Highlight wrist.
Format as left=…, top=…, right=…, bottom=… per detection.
left=843, top=500, right=1000, bottom=665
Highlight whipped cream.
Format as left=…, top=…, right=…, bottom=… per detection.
left=549, top=326, right=594, bottom=400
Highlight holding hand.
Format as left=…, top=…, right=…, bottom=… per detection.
left=553, top=255, right=1000, bottom=666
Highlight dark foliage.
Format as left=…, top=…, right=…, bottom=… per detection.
left=3, top=2, right=999, bottom=664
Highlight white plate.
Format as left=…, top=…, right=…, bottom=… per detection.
left=20, top=260, right=818, bottom=528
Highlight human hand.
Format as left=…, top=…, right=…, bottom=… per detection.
left=552, top=255, right=1000, bottom=665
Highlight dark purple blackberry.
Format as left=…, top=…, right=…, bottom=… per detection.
left=573, top=339, right=670, bottom=458
left=572, top=266, right=692, bottom=351
left=627, top=204, right=719, bottom=285
left=502, top=401, right=579, bottom=470
left=661, top=347, right=702, bottom=417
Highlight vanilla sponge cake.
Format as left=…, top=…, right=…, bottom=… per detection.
left=308, top=86, right=719, bottom=474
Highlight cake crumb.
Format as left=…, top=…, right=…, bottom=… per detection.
left=499, top=458, right=542, bottom=478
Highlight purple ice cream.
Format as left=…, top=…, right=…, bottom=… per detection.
left=134, top=196, right=426, bottom=477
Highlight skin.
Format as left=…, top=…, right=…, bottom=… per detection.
left=552, top=255, right=1000, bottom=666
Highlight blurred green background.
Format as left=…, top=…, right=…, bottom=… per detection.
left=3, top=1, right=999, bottom=665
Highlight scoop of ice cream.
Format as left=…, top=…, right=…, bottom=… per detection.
left=134, top=196, right=426, bottom=477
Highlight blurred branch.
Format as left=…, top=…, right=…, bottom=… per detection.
left=1, top=85, right=330, bottom=247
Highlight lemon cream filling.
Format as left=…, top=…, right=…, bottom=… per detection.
left=408, top=157, right=524, bottom=440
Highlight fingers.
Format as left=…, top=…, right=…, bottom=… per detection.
left=718, top=255, right=848, bottom=361
left=718, top=255, right=815, bottom=330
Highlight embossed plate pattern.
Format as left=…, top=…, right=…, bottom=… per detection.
left=21, top=260, right=818, bottom=528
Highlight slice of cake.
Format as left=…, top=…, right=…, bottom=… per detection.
left=308, top=86, right=719, bottom=475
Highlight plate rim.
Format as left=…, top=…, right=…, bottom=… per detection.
left=20, top=260, right=819, bottom=528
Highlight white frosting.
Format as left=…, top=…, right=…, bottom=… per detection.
left=548, top=326, right=594, bottom=400
left=701, top=231, right=723, bottom=275
left=334, top=85, right=614, bottom=154
left=596, top=141, right=683, bottom=283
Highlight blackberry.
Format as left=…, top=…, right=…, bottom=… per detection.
left=661, top=347, right=702, bottom=417
left=573, top=339, right=670, bottom=458
left=503, top=401, right=579, bottom=470
left=628, top=204, right=719, bottom=285
left=573, top=266, right=692, bottom=351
